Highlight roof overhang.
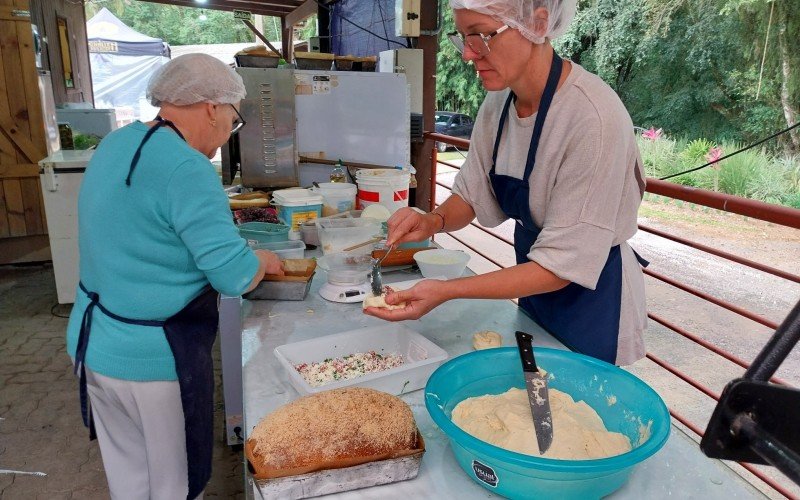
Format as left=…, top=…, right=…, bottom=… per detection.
left=138, top=0, right=315, bottom=21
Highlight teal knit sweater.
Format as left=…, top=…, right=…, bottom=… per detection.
left=66, top=122, right=258, bottom=381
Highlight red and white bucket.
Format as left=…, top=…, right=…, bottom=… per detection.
left=355, top=168, right=411, bottom=214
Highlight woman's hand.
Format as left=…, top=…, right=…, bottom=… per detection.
left=256, top=250, right=284, bottom=276
left=245, top=250, right=283, bottom=293
left=386, top=208, right=441, bottom=246
left=363, top=280, right=450, bottom=321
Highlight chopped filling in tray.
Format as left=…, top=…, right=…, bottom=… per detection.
left=294, top=351, right=404, bottom=388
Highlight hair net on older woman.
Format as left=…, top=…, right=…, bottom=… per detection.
left=450, top=0, right=578, bottom=44
left=147, top=53, right=246, bottom=107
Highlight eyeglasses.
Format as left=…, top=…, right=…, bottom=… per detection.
left=448, top=25, right=510, bottom=58
left=230, top=104, right=246, bottom=135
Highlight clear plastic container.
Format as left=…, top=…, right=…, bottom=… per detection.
left=315, top=217, right=382, bottom=255
left=274, top=323, right=449, bottom=396
left=250, top=240, right=306, bottom=259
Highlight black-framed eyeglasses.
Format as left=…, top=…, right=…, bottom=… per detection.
left=448, top=24, right=510, bottom=58
left=230, top=104, right=246, bottom=135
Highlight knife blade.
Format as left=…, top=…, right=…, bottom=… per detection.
left=515, top=331, right=553, bottom=454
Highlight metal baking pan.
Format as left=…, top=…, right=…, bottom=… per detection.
left=245, top=259, right=316, bottom=301
left=244, top=278, right=313, bottom=301
left=249, top=434, right=425, bottom=499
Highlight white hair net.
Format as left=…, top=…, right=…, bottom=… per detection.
left=146, top=53, right=246, bottom=106
left=449, top=0, right=578, bottom=44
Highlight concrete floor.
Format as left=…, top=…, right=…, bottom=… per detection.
left=0, top=265, right=244, bottom=499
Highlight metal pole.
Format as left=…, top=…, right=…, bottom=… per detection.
left=744, top=299, right=800, bottom=382
left=733, top=413, right=800, bottom=484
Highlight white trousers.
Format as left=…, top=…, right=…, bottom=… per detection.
left=86, top=368, right=201, bottom=500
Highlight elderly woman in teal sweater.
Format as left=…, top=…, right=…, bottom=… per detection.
left=65, top=54, right=281, bottom=500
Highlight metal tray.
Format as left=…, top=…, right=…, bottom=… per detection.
left=249, top=434, right=425, bottom=499
left=245, top=277, right=313, bottom=301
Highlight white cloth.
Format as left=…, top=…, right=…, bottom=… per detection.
left=86, top=368, right=200, bottom=500
left=452, top=62, right=647, bottom=365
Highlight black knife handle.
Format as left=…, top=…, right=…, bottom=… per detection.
left=515, top=331, right=538, bottom=373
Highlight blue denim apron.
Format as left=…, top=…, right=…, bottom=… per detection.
left=488, top=52, right=625, bottom=364
left=73, top=117, right=219, bottom=499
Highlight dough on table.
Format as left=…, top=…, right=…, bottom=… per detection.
left=472, top=330, right=502, bottom=350
left=362, top=291, right=407, bottom=310
left=452, top=387, right=631, bottom=460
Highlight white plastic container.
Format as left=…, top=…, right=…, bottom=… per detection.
left=355, top=168, right=411, bottom=214
left=274, top=323, right=449, bottom=396
left=272, top=188, right=324, bottom=240
left=413, top=249, right=470, bottom=279
left=311, top=182, right=357, bottom=216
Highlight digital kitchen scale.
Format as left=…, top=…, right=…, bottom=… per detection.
left=319, top=281, right=371, bottom=303
left=316, top=253, right=374, bottom=303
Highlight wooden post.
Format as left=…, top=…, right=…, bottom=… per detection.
left=410, top=0, right=439, bottom=211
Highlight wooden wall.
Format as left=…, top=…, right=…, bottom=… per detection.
left=0, top=0, right=48, bottom=263
left=29, top=0, right=92, bottom=105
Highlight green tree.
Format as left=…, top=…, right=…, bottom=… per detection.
left=86, top=1, right=281, bottom=46
left=435, top=7, right=485, bottom=117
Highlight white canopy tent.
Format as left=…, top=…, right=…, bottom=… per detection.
left=87, top=8, right=170, bottom=122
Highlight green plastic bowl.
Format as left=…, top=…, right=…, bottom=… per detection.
left=425, top=347, right=670, bottom=499
left=238, top=222, right=290, bottom=244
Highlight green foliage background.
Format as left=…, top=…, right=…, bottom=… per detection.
left=85, top=1, right=281, bottom=46
left=436, top=0, right=800, bottom=155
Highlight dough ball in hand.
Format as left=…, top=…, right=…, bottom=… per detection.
left=362, top=286, right=407, bottom=310
left=472, top=330, right=502, bottom=350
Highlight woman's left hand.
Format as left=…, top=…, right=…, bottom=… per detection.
left=363, top=280, right=450, bottom=321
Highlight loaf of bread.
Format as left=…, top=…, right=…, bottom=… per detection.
left=246, top=387, right=421, bottom=479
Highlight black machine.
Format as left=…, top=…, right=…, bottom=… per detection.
left=701, top=299, right=800, bottom=485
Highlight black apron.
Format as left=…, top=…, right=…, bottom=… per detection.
left=488, top=51, right=643, bottom=364
left=73, top=117, right=218, bottom=499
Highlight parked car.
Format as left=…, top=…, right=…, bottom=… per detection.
left=435, top=111, right=474, bottom=152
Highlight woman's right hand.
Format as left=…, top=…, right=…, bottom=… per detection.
left=256, top=250, right=284, bottom=276
left=386, top=207, right=442, bottom=246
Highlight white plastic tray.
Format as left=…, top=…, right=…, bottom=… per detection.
left=274, top=323, right=448, bottom=396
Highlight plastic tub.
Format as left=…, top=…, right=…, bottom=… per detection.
left=274, top=323, right=448, bottom=396
left=250, top=240, right=306, bottom=259
left=315, top=217, right=382, bottom=255
left=355, top=169, right=411, bottom=214
left=425, top=348, right=671, bottom=500
left=238, top=222, right=290, bottom=244
left=316, top=253, right=373, bottom=285
left=272, top=188, right=323, bottom=240
left=311, top=182, right=357, bottom=216
left=413, top=249, right=470, bottom=279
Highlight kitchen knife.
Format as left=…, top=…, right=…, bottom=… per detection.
left=515, top=331, right=553, bottom=454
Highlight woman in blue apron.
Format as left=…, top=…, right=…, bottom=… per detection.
left=365, top=1, right=649, bottom=366
left=66, top=54, right=283, bottom=499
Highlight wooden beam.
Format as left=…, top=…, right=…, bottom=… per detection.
left=139, top=0, right=295, bottom=17
left=283, top=0, right=317, bottom=29
left=241, top=19, right=282, bottom=55
left=0, top=162, right=38, bottom=178
left=281, top=16, right=293, bottom=64
left=0, top=116, right=43, bottom=164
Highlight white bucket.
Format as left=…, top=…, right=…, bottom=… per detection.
left=355, top=169, right=411, bottom=214
left=311, top=183, right=357, bottom=217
